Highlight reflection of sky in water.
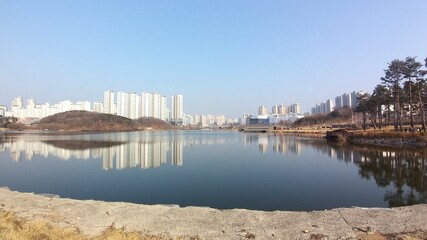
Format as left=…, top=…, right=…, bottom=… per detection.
left=0, top=131, right=425, bottom=211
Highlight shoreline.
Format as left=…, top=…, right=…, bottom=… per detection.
left=3, top=128, right=427, bottom=150
left=1, top=188, right=426, bottom=239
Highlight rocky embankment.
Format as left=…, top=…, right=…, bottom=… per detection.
left=349, top=136, right=427, bottom=148
left=325, top=129, right=427, bottom=148
left=348, top=131, right=427, bottom=148
left=1, top=188, right=426, bottom=239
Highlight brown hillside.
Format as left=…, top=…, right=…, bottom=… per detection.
left=134, top=117, right=173, bottom=130
left=36, top=111, right=137, bottom=131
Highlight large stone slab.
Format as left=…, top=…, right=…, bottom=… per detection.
left=0, top=188, right=426, bottom=239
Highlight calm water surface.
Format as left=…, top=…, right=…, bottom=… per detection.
left=0, top=131, right=425, bottom=211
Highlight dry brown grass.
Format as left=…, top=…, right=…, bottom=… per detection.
left=0, top=210, right=196, bottom=240
left=0, top=210, right=83, bottom=240
left=351, top=130, right=427, bottom=141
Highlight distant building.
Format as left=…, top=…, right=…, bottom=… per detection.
left=278, top=105, right=287, bottom=115
left=287, top=103, right=301, bottom=114
left=2, top=91, right=236, bottom=125
left=92, top=102, right=103, bottom=113
left=103, top=90, right=115, bottom=114
left=140, top=92, right=167, bottom=121
left=216, top=115, right=225, bottom=126
left=258, top=105, right=267, bottom=116
left=311, top=90, right=365, bottom=114
left=171, top=94, right=183, bottom=125
left=247, top=115, right=269, bottom=125
left=0, top=105, right=6, bottom=117
left=335, top=95, right=343, bottom=109
left=272, top=105, right=279, bottom=115
left=116, top=91, right=128, bottom=117
left=342, top=93, right=351, bottom=108
left=151, top=93, right=167, bottom=120
left=325, top=99, right=334, bottom=113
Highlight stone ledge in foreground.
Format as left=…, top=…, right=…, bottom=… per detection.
left=0, top=188, right=426, bottom=240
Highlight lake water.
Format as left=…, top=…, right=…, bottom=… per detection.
left=0, top=131, right=426, bottom=211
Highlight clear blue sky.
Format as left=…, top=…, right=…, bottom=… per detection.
left=1, top=1, right=426, bottom=118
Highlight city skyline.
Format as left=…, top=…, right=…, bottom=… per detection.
left=1, top=90, right=306, bottom=121
left=1, top=91, right=236, bottom=126
left=1, top=1, right=426, bottom=117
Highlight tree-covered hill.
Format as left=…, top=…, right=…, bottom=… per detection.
left=7, top=111, right=173, bottom=131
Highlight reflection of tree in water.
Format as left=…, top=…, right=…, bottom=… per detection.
left=305, top=138, right=427, bottom=207
left=345, top=145, right=426, bottom=207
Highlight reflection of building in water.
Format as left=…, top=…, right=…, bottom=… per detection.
left=0, top=132, right=234, bottom=170
left=171, top=141, right=183, bottom=166
left=258, top=135, right=269, bottom=154
left=140, top=142, right=168, bottom=169
left=101, top=147, right=114, bottom=170
left=102, top=142, right=171, bottom=170
left=243, top=134, right=301, bottom=155
left=1, top=139, right=173, bottom=170
left=0, top=133, right=228, bottom=170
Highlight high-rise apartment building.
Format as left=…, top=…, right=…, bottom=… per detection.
left=116, top=92, right=139, bottom=119
left=116, top=91, right=128, bottom=117
left=140, top=92, right=153, bottom=117
left=258, top=105, right=267, bottom=116
left=272, top=105, right=279, bottom=115
left=171, top=94, right=183, bottom=125
left=325, top=99, right=334, bottom=113
left=342, top=93, right=351, bottom=108
left=140, top=92, right=167, bottom=121
left=103, top=91, right=115, bottom=114
left=160, top=96, right=167, bottom=121
left=287, top=103, right=301, bottom=114
left=350, top=91, right=358, bottom=110
left=278, top=105, right=287, bottom=115
left=128, top=92, right=139, bottom=119
left=152, top=93, right=160, bottom=119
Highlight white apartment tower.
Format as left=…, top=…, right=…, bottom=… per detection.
left=272, top=105, right=279, bottom=115
left=342, top=93, right=351, bottom=108
left=258, top=105, right=267, bottom=116
left=140, top=92, right=167, bottom=121
left=335, top=95, right=343, bottom=109
left=160, top=96, right=167, bottom=121
left=152, top=93, right=161, bottom=119
left=128, top=92, right=139, bottom=119
left=278, top=105, right=287, bottom=115
left=287, top=103, right=301, bottom=114
left=103, top=91, right=115, bottom=114
left=140, top=92, right=153, bottom=117
left=325, top=99, right=334, bottom=113
left=116, top=92, right=139, bottom=119
left=116, top=91, right=128, bottom=117
left=171, top=94, right=183, bottom=125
